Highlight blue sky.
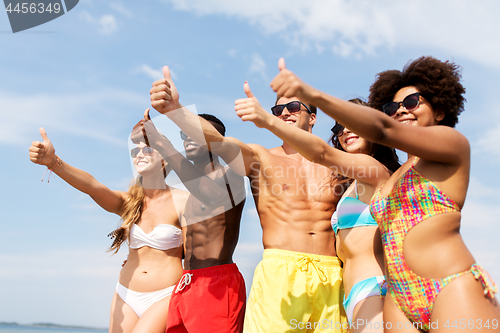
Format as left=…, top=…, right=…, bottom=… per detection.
left=1, top=0, right=500, bottom=327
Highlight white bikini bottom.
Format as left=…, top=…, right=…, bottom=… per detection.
left=116, top=282, right=175, bottom=318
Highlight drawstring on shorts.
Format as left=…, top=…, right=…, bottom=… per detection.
left=175, top=273, right=193, bottom=293
left=297, top=256, right=327, bottom=282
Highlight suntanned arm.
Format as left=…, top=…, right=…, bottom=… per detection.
left=149, top=66, right=258, bottom=176
left=269, top=58, right=469, bottom=165
left=235, top=82, right=390, bottom=185
left=29, top=128, right=127, bottom=215
left=131, top=114, right=239, bottom=208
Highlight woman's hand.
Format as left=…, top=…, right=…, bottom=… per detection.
left=29, top=127, right=56, bottom=167
left=131, top=109, right=169, bottom=150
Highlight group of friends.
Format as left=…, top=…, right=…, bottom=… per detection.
left=29, top=56, right=499, bottom=333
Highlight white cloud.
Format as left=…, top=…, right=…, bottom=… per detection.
left=99, top=15, right=118, bottom=35
left=461, top=201, right=497, bottom=229
left=460, top=178, right=500, bottom=283
left=134, top=64, right=179, bottom=81
left=137, top=64, right=164, bottom=80
left=248, top=53, right=267, bottom=81
left=228, top=48, right=237, bottom=57
left=0, top=249, right=121, bottom=279
left=109, top=1, right=133, bottom=17
left=0, top=89, right=143, bottom=147
left=161, top=0, right=500, bottom=68
left=475, top=122, right=500, bottom=161
left=0, top=248, right=124, bottom=327
left=80, top=10, right=118, bottom=36
left=465, top=177, right=499, bottom=199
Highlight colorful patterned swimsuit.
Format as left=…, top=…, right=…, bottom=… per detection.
left=370, top=157, right=497, bottom=331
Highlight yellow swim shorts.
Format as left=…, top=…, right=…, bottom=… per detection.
left=244, top=249, right=347, bottom=333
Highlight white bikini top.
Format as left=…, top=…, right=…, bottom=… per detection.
left=129, top=224, right=183, bottom=250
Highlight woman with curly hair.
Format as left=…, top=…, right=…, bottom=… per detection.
left=236, top=84, right=400, bottom=331
left=269, top=57, right=499, bottom=332
left=29, top=117, right=189, bottom=333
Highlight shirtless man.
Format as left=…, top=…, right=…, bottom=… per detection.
left=151, top=66, right=347, bottom=333
left=132, top=108, right=247, bottom=333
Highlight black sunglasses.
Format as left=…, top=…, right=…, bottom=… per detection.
left=382, top=92, right=420, bottom=117
left=180, top=131, right=189, bottom=141
left=271, top=101, right=312, bottom=117
left=131, top=146, right=154, bottom=158
left=331, top=122, right=345, bottom=138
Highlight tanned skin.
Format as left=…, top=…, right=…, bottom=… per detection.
left=150, top=67, right=341, bottom=258
left=180, top=132, right=245, bottom=270
left=132, top=109, right=246, bottom=270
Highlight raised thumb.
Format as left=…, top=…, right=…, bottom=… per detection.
left=39, top=127, right=50, bottom=142
left=244, top=81, right=254, bottom=98
left=278, top=57, right=286, bottom=71
left=162, top=66, right=171, bottom=80
left=144, top=108, right=151, bottom=120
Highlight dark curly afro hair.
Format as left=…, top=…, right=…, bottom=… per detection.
left=368, top=56, right=466, bottom=128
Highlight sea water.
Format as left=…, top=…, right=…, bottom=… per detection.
left=0, top=326, right=107, bottom=333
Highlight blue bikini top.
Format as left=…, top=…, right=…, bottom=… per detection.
left=331, top=181, right=377, bottom=234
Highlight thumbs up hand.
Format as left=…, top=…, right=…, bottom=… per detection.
left=29, top=127, right=56, bottom=167
left=234, top=82, right=273, bottom=128
left=131, top=108, right=164, bottom=148
left=150, top=66, right=181, bottom=114
left=270, top=58, right=316, bottom=104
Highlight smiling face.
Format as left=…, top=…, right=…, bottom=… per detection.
left=275, top=96, right=316, bottom=132
left=392, top=86, right=444, bottom=127
left=183, top=136, right=210, bottom=161
left=132, top=142, right=164, bottom=176
left=338, top=127, right=370, bottom=154
left=182, top=120, right=224, bottom=162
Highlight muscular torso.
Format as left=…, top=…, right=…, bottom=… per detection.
left=182, top=171, right=245, bottom=270
left=249, top=145, right=342, bottom=256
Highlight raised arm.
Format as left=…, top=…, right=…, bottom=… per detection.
left=235, top=83, right=389, bottom=185
left=149, top=66, right=258, bottom=176
left=131, top=111, right=241, bottom=208
left=269, top=58, right=469, bottom=165
left=29, top=128, right=128, bottom=215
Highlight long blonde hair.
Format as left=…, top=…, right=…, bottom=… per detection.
left=107, top=154, right=169, bottom=253
left=107, top=177, right=145, bottom=253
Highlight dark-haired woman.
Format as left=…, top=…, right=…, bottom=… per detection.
left=235, top=82, right=400, bottom=332
left=29, top=126, right=188, bottom=333
left=269, top=57, right=499, bottom=332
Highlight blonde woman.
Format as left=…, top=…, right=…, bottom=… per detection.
left=29, top=125, right=188, bottom=333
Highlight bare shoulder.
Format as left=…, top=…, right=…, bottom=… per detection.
left=169, top=188, right=189, bottom=224
left=247, top=143, right=268, bottom=153
left=246, top=143, right=275, bottom=161
left=268, top=146, right=284, bottom=154
left=170, top=188, right=190, bottom=205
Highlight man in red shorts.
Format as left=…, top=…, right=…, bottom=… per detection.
left=145, top=70, right=247, bottom=332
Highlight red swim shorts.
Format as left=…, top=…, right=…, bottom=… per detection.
left=166, top=263, right=246, bottom=333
